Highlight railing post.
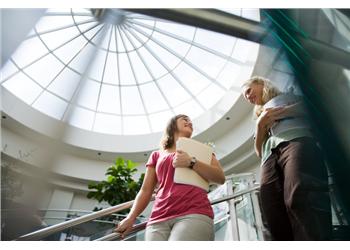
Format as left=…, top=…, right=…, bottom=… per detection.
left=250, top=191, right=264, bottom=240
left=226, top=180, right=240, bottom=240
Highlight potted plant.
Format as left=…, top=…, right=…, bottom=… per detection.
left=87, top=157, right=144, bottom=214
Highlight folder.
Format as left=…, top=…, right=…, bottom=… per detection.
left=174, top=137, right=213, bottom=191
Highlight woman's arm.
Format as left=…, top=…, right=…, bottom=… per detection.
left=115, top=166, right=157, bottom=238
left=173, top=150, right=225, bottom=184
left=281, top=102, right=307, bottom=118
left=253, top=100, right=306, bottom=157
left=254, top=123, right=269, bottom=158
left=192, top=154, right=225, bottom=184
left=254, top=107, right=285, bottom=158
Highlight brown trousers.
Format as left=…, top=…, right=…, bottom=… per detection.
left=260, top=137, right=332, bottom=240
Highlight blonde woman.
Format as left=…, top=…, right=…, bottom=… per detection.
left=116, top=114, right=225, bottom=241
left=242, top=76, right=332, bottom=240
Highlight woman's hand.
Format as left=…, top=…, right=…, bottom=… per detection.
left=257, top=106, right=286, bottom=131
left=115, top=216, right=136, bottom=239
left=173, top=150, right=191, bottom=168
left=254, top=106, right=287, bottom=158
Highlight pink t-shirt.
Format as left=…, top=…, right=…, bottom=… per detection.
left=146, top=150, right=214, bottom=226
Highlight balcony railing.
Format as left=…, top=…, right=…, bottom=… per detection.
left=16, top=182, right=262, bottom=241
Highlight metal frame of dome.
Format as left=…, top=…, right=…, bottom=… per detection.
left=1, top=8, right=260, bottom=137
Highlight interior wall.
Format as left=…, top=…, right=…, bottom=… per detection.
left=1, top=126, right=147, bottom=212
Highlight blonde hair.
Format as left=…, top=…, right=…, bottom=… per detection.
left=242, top=76, right=281, bottom=118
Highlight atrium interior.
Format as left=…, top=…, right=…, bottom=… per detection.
left=1, top=8, right=350, bottom=241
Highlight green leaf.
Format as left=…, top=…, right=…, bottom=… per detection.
left=87, top=182, right=97, bottom=189
left=126, top=159, right=138, bottom=169
left=107, top=175, right=115, bottom=183
left=87, top=191, right=97, bottom=199
left=115, top=157, right=125, bottom=166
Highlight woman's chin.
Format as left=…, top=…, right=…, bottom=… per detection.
left=180, top=131, right=192, bottom=138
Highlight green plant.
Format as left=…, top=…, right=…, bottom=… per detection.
left=87, top=157, right=144, bottom=214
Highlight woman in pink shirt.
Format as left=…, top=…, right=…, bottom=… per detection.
left=115, top=114, right=225, bottom=241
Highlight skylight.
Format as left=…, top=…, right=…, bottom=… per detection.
left=1, top=8, right=260, bottom=135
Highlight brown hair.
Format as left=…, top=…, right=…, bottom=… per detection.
left=160, top=114, right=188, bottom=150
left=242, top=76, right=281, bottom=118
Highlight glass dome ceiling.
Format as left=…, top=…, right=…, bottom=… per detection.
left=1, top=8, right=260, bottom=135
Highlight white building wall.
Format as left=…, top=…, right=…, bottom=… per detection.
left=45, top=189, right=74, bottom=226
left=1, top=125, right=148, bottom=212
left=70, top=193, right=99, bottom=212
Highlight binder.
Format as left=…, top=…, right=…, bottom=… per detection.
left=174, top=137, right=213, bottom=191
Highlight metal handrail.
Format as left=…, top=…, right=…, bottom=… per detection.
left=40, top=209, right=140, bottom=220
left=41, top=217, right=117, bottom=225
left=95, top=221, right=148, bottom=241
left=16, top=199, right=136, bottom=241
left=95, top=214, right=233, bottom=241
left=94, top=185, right=260, bottom=241
left=39, top=209, right=93, bottom=213
left=17, top=185, right=260, bottom=241
left=39, top=209, right=141, bottom=221
left=210, top=186, right=260, bottom=205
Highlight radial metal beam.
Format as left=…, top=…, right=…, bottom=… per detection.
left=125, top=8, right=350, bottom=70
left=123, top=8, right=267, bottom=43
